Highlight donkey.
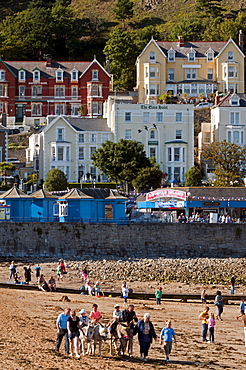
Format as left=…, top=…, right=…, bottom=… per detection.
left=110, top=321, right=134, bottom=356
left=85, top=323, right=109, bottom=356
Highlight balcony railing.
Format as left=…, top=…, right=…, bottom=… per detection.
left=16, top=95, right=80, bottom=101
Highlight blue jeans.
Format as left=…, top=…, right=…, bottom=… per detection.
left=230, top=285, right=235, bottom=294
left=202, top=323, right=208, bottom=341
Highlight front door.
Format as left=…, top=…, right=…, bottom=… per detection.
left=15, top=104, right=25, bottom=122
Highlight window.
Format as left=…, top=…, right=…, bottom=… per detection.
left=102, top=133, right=109, bottom=143
left=92, top=102, right=99, bottom=114
left=145, top=84, right=149, bottom=95
left=55, top=86, right=65, bottom=97
left=65, top=147, right=69, bottom=161
left=150, top=67, right=155, bottom=78
left=150, top=130, right=155, bottom=139
left=125, top=129, right=132, bottom=140
left=230, top=95, right=239, bottom=106
left=71, top=70, right=78, bottom=81
left=19, top=86, right=25, bottom=97
left=188, top=51, right=195, bottom=62
left=58, top=147, right=64, bottom=160
left=149, top=51, right=155, bottom=60
left=125, top=112, right=131, bottom=122
left=90, top=166, right=96, bottom=178
left=176, top=112, right=182, bottom=122
left=0, top=70, right=6, bottom=80
left=167, top=166, right=172, bottom=180
left=168, top=147, right=172, bottom=161
left=145, top=66, right=148, bottom=78
left=207, top=52, right=214, bottom=62
left=79, top=133, right=84, bottom=143
left=168, top=50, right=175, bottom=62
left=186, top=68, right=196, bottom=80
left=51, top=147, right=55, bottom=161
left=79, top=147, right=84, bottom=160
left=55, top=104, right=65, bottom=115
left=92, top=85, right=99, bottom=96
left=182, top=147, right=185, bottom=162
left=150, top=84, right=156, bottom=95
left=228, top=66, right=234, bottom=77
left=156, top=112, right=163, bottom=122
left=174, top=167, right=180, bottom=180
left=204, top=133, right=210, bottom=144
left=228, top=51, right=234, bottom=61
left=207, top=69, right=213, bottom=80
left=32, top=86, right=42, bottom=97
left=233, top=131, right=240, bottom=143
left=92, top=70, right=98, bottom=80
left=72, top=86, right=78, bottom=97
left=31, top=103, right=42, bottom=116
left=33, top=70, right=40, bottom=81
left=18, top=70, right=25, bottom=81
left=56, top=69, right=63, bottom=82
left=57, top=128, right=64, bottom=141
left=90, top=147, right=96, bottom=159
left=191, top=84, right=197, bottom=94
left=176, top=130, right=182, bottom=139
left=174, top=148, right=180, bottom=161
left=149, top=147, right=156, bottom=158
left=90, top=133, right=96, bottom=143
left=168, top=68, right=174, bottom=81
left=143, top=112, right=149, bottom=123
left=230, top=112, right=239, bottom=125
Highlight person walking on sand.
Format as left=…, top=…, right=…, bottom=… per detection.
left=56, top=308, right=71, bottom=354
left=236, top=298, right=245, bottom=320
left=160, top=319, right=176, bottom=362
left=198, top=306, right=210, bottom=342
left=133, top=313, right=157, bottom=361
left=155, top=287, right=163, bottom=305
left=34, top=264, right=41, bottom=282
left=122, top=282, right=129, bottom=305
left=24, top=266, right=31, bottom=284
left=214, top=291, right=224, bottom=320
left=201, top=289, right=207, bottom=305
left=208, top=312, right=215, bottom=343
left=89, top=304, right=102, bottom=324
left=9, top=261, right=16, bottom=280
left=230, top=275, right=236, bottom=295
left=67, top=310, right=80, bottom=358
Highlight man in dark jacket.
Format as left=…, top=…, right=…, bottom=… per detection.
left=122, top=304, right=138, bottom=328
left=133, top=313, right=156, bottom=361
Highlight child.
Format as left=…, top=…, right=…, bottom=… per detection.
left=122, top=282, right=129, bottom=306
left=208, top=313, right=215, bottom=343
left=160, top=320, right=176, bottom=362
left=201, top=289, right=207, bottom=305
left=236, top=298, right=245, bottom=320
left=155, top=287, right=163, bottom=305
left=94, top=281, right=101, bottom=296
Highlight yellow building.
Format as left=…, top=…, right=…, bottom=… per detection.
left=136, top=36, right=245, bottom=103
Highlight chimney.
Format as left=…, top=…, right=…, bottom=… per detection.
left=46, top=57, right=52, bottom=67
left=239, top=30, right=244, bottom=52
left=214, top=91, right=220, bottom=106
left=178, top=36, right=184, bottom=47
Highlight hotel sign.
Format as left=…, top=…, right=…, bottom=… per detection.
left=141, top=105, right=168, bottom=110
left=146, top=189, right=186, bottom=201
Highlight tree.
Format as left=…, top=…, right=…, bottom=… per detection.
left=202, top=140, right=246, bottom=186
left=132, top=167, right=163, bottom=192
left=114, top=0, right=133, bottom=27
left=44, top=168, right=68, bottom=191
left=91, top=139, right=151, bottom=189
left=103, top=27, right=138, bottom=90
left=0, top=162, right=16, bottom=185
left=185, top=166, right=202, bottom=186
left=196, top=0, right=224, bottom=18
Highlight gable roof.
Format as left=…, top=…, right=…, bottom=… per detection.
left=0, top=186, right=31, bottom=198
left=136, top=38, right=167, bottom=60
left=31, top=189, right=57, bottom=198
left=217, top=93, right=246, bottom=107
left=156, top=41, right=227, bottom=58
left=44, top=115, right=111, bottom=133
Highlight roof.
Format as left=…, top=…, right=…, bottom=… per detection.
left=65, top=117, right=111, bottom=132
left=216, top=93, right=246, bottom=107
left=58, top=188, right=93, bottom=199
left=59, top=188, right=127, bottom=200
left=31, top=189, right=57, bottom=198
left=0, top=186, right=31, bottom=198
left=156, top=41, right=227, bottom=58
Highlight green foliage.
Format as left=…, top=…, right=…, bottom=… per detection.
left=91, top=139, right=151, bottom=188
left=0, top=161, right=16, bottom=185
left=114, top=0, right=133, bottom=26
left=202, top=140, right=246, bottom=186
left=44, top=168, right=68, bottom=191
left=132, top=167, right=163, bottom=192
left=185, top=166, right=202, bottom=186
left=196, top=0, right=224, bottom=18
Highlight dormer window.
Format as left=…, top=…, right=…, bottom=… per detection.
left=92, top=70, right=98, bottom=80
left=206, top=49, right=214, bottom=62
left=168, top=49, right=175, bottom=62
left=56, top=68, right=63, bottom=82
left=71, top=69, right=78, bottom=82
left=0, top=71, right=5, bottom=81
left=188, top=49, right=195, bottom=62
left=228, top=51, right=234, bottom=61
left=230, top=94, right=240, bottom=106
left=149, top=51, right=155, bottom=61
left=33, top=70, right=40, bottom=82
left=18, top=70, right=25, bottom=81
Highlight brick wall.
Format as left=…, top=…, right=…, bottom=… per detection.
left=0, top=222, right=245, bottom=260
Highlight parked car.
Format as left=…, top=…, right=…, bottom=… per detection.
left=7, top=158, right=20, bottom=163
left=7, top=128, right=20, bottom=135
left=195, top=102, right=213, bottom=109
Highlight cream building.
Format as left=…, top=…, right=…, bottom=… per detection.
left=104, top=97, right=194, bottom=183
left=26, top=116, right=113, bottom=183
left=136, top=35, right=245, bottom=103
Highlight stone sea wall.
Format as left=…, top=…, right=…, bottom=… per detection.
left=0, top=222, right=245, bottom=260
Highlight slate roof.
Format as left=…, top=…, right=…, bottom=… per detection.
left=5, top=61, right=92, bottom=78
left=65, top=117, right=111, bottom=132
left=31, top=189, right=57, bottom=198
left=156, top=41, right=227, bottom=58
left=217, top=93, right=246, bottom=107
left=59, top=188, right=127, bottom=200
left=59, top=188, right=93, bottom=199
left=0, top=186, right=31, bottom=198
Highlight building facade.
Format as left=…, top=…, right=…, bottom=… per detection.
left=104, top=97, right=194, bottom=183
left=136, top=36, right=245, bottom=103
left=0, top=58, right=112, bottom=127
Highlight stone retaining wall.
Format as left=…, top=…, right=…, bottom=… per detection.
left=0, top=222, right=245, bottom=260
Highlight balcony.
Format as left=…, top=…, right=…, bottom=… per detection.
left=16, top=95, right=80, bottom=102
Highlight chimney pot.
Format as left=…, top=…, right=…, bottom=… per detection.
left=239, top=30, right=244, bottom=52
left=178, top=36, right=184, bottom=47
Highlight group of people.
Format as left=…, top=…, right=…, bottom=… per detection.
left=56, top=303, right=176, bottom=362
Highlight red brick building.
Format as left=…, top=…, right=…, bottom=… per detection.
left=0, top=58, right=112, bottom=127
